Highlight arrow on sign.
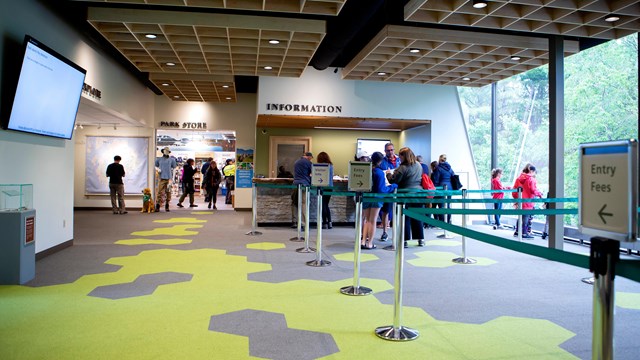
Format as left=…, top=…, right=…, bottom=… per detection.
left=357, top=180, right=363, bottom=187
left=598, top=204, right=613, bottom=224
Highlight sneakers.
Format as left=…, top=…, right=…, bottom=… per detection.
left=380, top=232, right=388, bottom=241
left=165, top=203, right=170, bottom=212
left=189, top=204, right=198, bottom=208
left=155, top=204, right=160, bottom=212
left=403, top=241, right=408, bottom=248
left=208, top=203, right=212, bottom=209
left=418, top=239, right=425, bottom=247
left=522, top=234, right=534, bottom=239
left=177, top=203, right=184, bottom=208
left=327, top=222, right=333, bottom=229
left=120, top=211, right=128, bottom=214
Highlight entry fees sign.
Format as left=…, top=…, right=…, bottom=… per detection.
left=579, top=140, right=638, bottom=242
left=312, top=163, right=330, bottom=187
left=348, top=161, right=372, bottom=192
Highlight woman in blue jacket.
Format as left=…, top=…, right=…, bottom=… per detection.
left=432, top=154, right=455, bottom=223
left=361, top=152, right=397, bottom=249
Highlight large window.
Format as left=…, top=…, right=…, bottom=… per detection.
left=459, top=34, right=638, bottom=225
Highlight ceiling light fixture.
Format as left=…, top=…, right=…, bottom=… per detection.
left=161, top=83, right=169, bottom=86
left=225, top=97, right=232, bottom=100
left=166, top=62, right=175, bottom=66
left=409, top=48, right=420, bottom=53
left=377, top=72, right=387, bottom=76
left=268, top=39, right=280, bottom=44
left=463, top=77, right=471, bottom=81
left=510, top=56, right=521, bottom=61
left=145, top=34, right=157, bottom=39
left=173, top=95, right=179, bottom=99
left=222, top=85, right=229, bottom=88
left=604, top=15, right=620, bottom=22
left=264, top=66, right=273, bottom=70
left=472, top=0, right=488, bottom=9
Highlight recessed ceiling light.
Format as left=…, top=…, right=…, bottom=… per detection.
left=409, top=48, right=420, bottom=53
left=161, top=83, right=169, bottom=86
left=472, top=0, right=488, bottom=9
left=145, top=34, right=157, bottom=39
left=222, top=85, right=229, bottom=88
left=225, top=97, right=232, bottom=100
left=377, top=72, right=387, bottom=76
left=264, top=66, right=273, bottom=70
left=463, top=77, right=471, bottom=81
left=173, top=95, right=179, bottom=98
left=166, top=62, right=175, bottom=66
left=510, top=56, right=521, bottom=61
left=604, top=15, right=620, bottom=22
left=268, top=39, right=280, bottom=44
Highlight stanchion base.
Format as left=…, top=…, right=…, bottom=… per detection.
left=340, top=285, right=373, bottom=296
left=452, top=257, right=477, bottom=264
left=306, top=259, right=332, bottom=267
left=296, top=247, right=316, bottom=253
left=581, top=277, right=595, bottom=285
left=382, top=245, right=395, bottom=251
left=289, top=236, right=305, bottom=242
left=375, top=325, right=419, bottom=341
left=245, top=231, right=263, bottom=236
left=437, top=233, right=454, bottom=239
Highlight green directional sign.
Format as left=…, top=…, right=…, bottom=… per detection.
left=579, top=139, right=638, bottom=242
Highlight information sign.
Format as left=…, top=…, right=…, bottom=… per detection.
left=579, top=139, right=637, bottom=242
left=312, top=163, right=331, bottom=187
left=348, top=161, right=372, bottom=192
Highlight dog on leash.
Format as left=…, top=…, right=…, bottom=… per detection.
left=141, top=188, right=155, bottom=213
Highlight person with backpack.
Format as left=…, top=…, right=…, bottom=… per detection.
left=432, top=154, right=456, bottom=223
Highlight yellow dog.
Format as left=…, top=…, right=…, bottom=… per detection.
left=141, top=187, right=155, bottom=213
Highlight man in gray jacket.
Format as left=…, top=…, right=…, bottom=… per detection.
left=155, top=147, right=177, bottom=212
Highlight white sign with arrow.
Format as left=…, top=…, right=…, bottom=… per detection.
left=348, top=161, right=372, bottom=192
left=579, top=139, right=637, bottom=242
left=312, top=163, right=331, bottom=187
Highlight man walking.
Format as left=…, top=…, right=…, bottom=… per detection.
left=106, top=155, right=127, bottom=214
left=155, top=147, right=177, bottom=212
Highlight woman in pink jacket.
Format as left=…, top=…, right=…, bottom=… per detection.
left=491, top=168, right=509, bottom=229
left=512, top=165, right=543, bottom=238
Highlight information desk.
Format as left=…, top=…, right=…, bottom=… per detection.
left=254, top=178, right=356, bottom=225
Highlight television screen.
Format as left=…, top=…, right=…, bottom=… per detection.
left=356, top=138, right=390, bottom=159
left=3, top=35, right=86, bottom=140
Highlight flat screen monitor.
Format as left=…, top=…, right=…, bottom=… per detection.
left=356, top=138, right=390, bottom=159
left=2, top=35, right=86, bottom=140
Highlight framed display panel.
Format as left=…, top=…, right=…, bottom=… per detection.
left=85, top=136, right=150, bottom=195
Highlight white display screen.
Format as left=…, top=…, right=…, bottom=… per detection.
left=6, top=36, right=86, bottom=140
left=356, top=138, right=390, bottom=158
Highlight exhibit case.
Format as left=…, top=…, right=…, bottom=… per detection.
left=0, top=184, right=33, bottom=211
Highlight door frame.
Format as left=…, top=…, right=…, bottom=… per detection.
left=268, top=136, right=312, bottom=178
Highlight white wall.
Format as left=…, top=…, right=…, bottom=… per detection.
left=259, top=67, right=479, bottom=190
left=0, top=0, right=155, bottom=252
left=154, top=93, right=258, bottom=208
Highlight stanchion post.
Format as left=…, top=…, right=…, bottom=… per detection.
left=290, top=184, right=304, bottom=242
left=452, top=189, right=476, bottom=264
left=307, top=187, right=331, bottom=267
left=375, top=201, right=419, bottom=341
left=437, top=185, right=453, bottom=239
left=341, top=192, right=372, bottom=295
left=296, top=185, right=315, bottom=253
left=517, top=187, right=523, bottom=242
left=590, top=237, right=619, bottom=360
left=245, top=182, right=263, bottom=236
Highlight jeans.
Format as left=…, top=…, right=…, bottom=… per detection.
left=494, top=202, right=502, bottom=226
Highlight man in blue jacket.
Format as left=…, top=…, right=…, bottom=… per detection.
left=378, top=143, right=399, bottom=241
left=292, top=152, right=313, bottom=228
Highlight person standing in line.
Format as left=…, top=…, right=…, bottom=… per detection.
left=177, top=158, right=199, bottom=208
left=387, top=147, right=424, bottom=248
left=432, top=154, right=456, bottom=223
left=155, top=147, right=177, bottom=212
left=361, top=152, right=398, bottom=249
left=512, top=165, right=542, bottom=239
left=204, top=161, right=222, bottom=209
left=316, top=151, right=334, bottom=229
left=378, top=142, right=400, bottom=241
left=292, top=152, right=313, bottom=228
left=491, top=168, right=510, bottom=229
left=222, top=159, right=236, bottom=205
left=416, top=155, right=430, bottom=176
left=200, top=157, right=213, bottom=203
left=106, top=155, right=127, bottom=214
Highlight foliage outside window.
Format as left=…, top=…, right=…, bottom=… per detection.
left=459, top=34, right=637, bottom=226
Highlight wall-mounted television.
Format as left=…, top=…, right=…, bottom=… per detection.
left=1, top=35, right=86, bottom=140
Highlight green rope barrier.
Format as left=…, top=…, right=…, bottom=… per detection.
left=402, top=208, right=640, bottom=283
left=413, top=208, right=577, bottom=216
left=254, top=183, right=298, bottom=189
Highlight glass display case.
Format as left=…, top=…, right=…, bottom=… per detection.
left=0, top=184, right=33, bottom=211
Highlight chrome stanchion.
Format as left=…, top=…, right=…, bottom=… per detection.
left=517, top=187, right=523, bottom=242
left=296, top=185, right=315, bottom=253
left=290, top=184, right=304, bottom=242
left=452, top=189, right=476, bottom=264
left=245, top=183, right=263, bottom=236
left=590, top=237, right=619, bottom=360
left=383, top=190, right=398, bottom=251
left=437, top=185, right=453, bottom=239
left=341, top=192, right=372, bottom=295
left=307, top=187, right=330, bottom=266
left=376, top=201, right=419, bottom=341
